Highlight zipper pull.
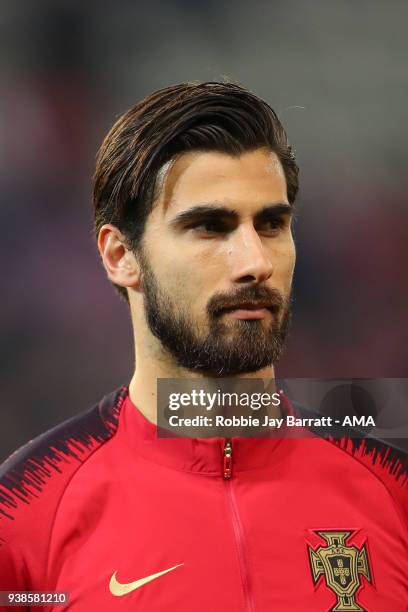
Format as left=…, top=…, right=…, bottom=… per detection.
left=223, top=439, right=232, bottom=479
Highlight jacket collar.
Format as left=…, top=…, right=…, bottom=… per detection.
left=114, top=386, right=294, bottom=477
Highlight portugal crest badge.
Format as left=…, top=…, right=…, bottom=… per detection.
left=307, top=530, right=372, bottom=611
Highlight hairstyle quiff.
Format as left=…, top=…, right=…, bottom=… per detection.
left=93, top=81, right=299, bottom=302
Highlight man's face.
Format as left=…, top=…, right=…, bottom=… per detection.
left=137, top=148, right=296, bottom=375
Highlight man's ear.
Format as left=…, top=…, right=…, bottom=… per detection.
left=97, top=224, right=141, bottom=289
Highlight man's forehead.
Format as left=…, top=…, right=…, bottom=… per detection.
left=154, top=148, right=288, bottom=216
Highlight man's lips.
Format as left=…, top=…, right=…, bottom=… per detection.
left=221, top=302, right=277, bottom=320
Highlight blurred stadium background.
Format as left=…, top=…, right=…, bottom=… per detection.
left=1, top=0, right=407, bottom=461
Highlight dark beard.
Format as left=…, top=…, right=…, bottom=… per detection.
left=139, top=250, right=292, bottom=376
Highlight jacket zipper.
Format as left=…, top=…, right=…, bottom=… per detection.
left=223, top=439, right=256, bottom=612
left=223, top=439, right=232, bottom=479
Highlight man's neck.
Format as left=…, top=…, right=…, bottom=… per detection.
left=128, top=357, right=276, bottom=425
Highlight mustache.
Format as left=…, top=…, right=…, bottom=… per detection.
left=207, top=287, right=286, bottom=317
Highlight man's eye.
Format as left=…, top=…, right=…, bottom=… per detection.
left=190, top=220, right=228, bottom=233
left=256, top=217, right=286, bottom=233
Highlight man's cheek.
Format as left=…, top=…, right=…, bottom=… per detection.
left=284, top=247, right=296, bottom=282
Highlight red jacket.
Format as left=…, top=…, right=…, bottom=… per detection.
left=1, top=386, right=407, bottom=611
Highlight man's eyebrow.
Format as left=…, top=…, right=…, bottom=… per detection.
left=169, top=204, right=239, bottom=226
left=169, top=202, right=292, bottom=227
left=255, top=203, right=293, bottom=220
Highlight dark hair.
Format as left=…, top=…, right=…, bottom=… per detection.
left=93, top=81, right=299, bottom=302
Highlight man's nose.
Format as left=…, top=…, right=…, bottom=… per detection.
left=229, top=225, right=273, bottom=284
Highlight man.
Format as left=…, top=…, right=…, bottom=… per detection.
left=0, top=82, right=406, bottom=611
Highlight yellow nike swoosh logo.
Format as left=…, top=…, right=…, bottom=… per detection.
left=109, top=563, right=184, bottom=596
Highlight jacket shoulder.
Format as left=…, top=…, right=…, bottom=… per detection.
left=324, top=436, right=408, bottom=530
left=290, top=399, right=408, bottom=527
left=326, top=436, right=408, bottom=489
left=0, top=386, right=126, bottom=589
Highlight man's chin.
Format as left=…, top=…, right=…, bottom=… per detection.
left=190, top=360, right=275, bottom=377
left=176, top=341, right=279, bottom=376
